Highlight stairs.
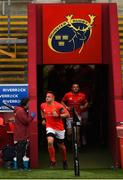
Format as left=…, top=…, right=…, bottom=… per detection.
left=0, top=16, right=28, bottom=83
left=0, top=14, right=122, bottom=85
left=118, top=15, right=123, bottom=85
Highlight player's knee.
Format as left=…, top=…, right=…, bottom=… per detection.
left=48, top=140, right=53, bottom=147
left=47, top=137, right=54, bottom=146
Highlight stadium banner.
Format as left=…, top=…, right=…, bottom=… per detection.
left=43, top=4, right=102, bottom=64
left=0, top=84, right=28, bottom=112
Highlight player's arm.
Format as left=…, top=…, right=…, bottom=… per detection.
left=61, top=100, right=67, bottom=109
left=80, top=99, right=88, bottom=110
left=61, top=100, right=71, bottom=111
left=61, top=94, right=70, bottom=111
left=40, top=110, right=46, bottom=126
left=59, top=106, right=70, bottom=119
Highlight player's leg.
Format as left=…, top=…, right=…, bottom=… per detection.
left=56, top=130, right=68, bottom=170
left=46, top=128, right=56, bottom=167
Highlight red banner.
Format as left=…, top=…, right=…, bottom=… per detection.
left=43, top=4, right=102, bottom=64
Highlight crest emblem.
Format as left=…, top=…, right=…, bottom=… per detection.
left=48, top=14, right=95, bottom=54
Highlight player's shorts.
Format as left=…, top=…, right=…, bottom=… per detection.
left=66, top=116, right=82, bottom=129
left=46, top=127, right=65, bottom=140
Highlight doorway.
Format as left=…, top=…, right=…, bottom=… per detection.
left=37, top=64, right=113, bottom=169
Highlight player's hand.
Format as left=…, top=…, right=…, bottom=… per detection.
left=42, top=120, right=46, bottom=126
left=52, top=111, right=59, bottom=117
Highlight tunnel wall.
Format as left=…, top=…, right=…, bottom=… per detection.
left=28, top=2, right=122, bottom=168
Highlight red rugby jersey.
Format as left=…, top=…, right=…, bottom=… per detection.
left=62, top=91, right=87, bottom=116
left=40, top=101, right=68, bottom=131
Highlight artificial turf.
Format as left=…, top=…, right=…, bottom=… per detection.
left=0, top=143, right=122, bottom=179
left=0, top=168, right=123, bottom=179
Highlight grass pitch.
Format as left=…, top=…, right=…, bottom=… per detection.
left=1, top=143, right=122, bottom=179
left=0, top=168, right=123, bottom=179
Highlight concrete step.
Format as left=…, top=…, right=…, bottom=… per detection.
left=0, top=38, right=27, bottom=44
left=0, top=71, right=25, bottom=75
left=0, top=16, right=27, bottom=19
left=0, top=15, right=28, bottom=84
left=119, top=27, right=123, bottom=31
left=0, top=21, right=27, bottom=25
left=0, top=33, right=27, bottom=38
left=0, top=64, right=27, bottom=68
left=0, top=27, right=27, bottom=31
left=0, top=45, right=27, bottom=50
left=119, top=32, right=123, bottom=36
left=120, top=39, right=123, bottom=43
left=0, top=77, right=26, bottom=83
left=120, top=45, right=123, bottom=49
left=0, top=58, right=27, bottom=63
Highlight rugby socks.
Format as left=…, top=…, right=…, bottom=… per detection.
left=48, top=146, right=56, bottom=163
left=59, top=143, right=67, bottom=161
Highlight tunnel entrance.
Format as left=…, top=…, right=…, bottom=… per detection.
left=37, top=64, right=113, bottom=169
